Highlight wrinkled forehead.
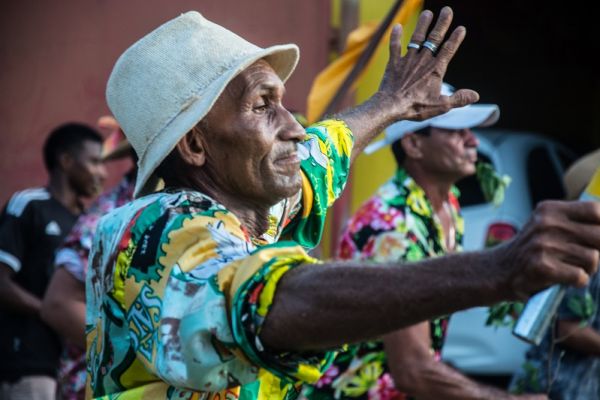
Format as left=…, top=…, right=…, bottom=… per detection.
left=224, top=59, right=283, bottom=98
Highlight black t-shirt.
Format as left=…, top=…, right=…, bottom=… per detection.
left=0, top=187, right=79, bottom=380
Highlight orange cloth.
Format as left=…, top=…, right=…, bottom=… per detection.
left=306, top=0, right=423, bottom=123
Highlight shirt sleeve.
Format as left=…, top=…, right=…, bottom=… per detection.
left=54, top=212, right=100, bottom=283
left=0, top=201, right=31, bottom=273
left=110, top=207, right=335, bottom=393
left=283, top=119, right=354, bottom=248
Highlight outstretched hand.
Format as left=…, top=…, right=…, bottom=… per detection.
left=338, top=6, right=480, bottom=162
left=378, top=6, right=479, bottom=121
left=493, top=200, right=600, bottom=300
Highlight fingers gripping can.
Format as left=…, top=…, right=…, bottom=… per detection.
left=513, top=166, right=600, bottom=345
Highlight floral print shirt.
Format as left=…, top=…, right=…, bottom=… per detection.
left=54, top=175, right=135, bottom=400
left=85, top=120, right=353, bottom=400
left=306, top=168, right=464, bottom=400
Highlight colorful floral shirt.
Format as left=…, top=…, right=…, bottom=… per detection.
left=306, top=168, right=464, bottom=400
left=85, top=120, right=353, bottom=400
left=54, top=175, right=135, bottom=400
left=510, top=271, right=600, bottom=399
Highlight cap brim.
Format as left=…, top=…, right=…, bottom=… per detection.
left=365, top=104, right=499, bottom=155
left=429, top=104, right=499, bottom=130
left=133, top=44, right=299, bottom=197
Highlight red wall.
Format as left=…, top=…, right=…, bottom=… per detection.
left=0, top=1, right=330, bottom=205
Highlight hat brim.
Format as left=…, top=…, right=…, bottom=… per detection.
left=429, top=104, right=499, bottom=130
left=134, top=44, right=299, bottom=197
left=365, top=104, right=500, bottom=154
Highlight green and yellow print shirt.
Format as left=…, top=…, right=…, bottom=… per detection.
left=85, top=120, right=353, bottom=400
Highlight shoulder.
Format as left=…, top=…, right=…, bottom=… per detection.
left=5, top=187, right=50, bottom=218
left=97, top=189, right=235, bottom=239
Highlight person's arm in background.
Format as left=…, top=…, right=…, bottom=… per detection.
left=0, top=198, right=41, bottom=316
left=384, top=324, right=547, bottom=399
left=41, top=267, right=86, bottom=349
left=556, top=321, right=600, bottom=356
left=0, top=264, right=42, bottom=315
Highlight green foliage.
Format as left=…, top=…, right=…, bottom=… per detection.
left=486, top=301, right=524, bottom=328
left=476, top=161, right=511, bottom=207
left=511, top=361, right=543, bottom=394
left=567, top=293, right=595, bottom=323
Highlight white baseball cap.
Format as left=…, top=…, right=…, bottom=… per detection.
left=365, top=83, right=500, bottom=154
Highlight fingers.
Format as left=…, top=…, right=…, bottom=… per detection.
left=558, top=200, right=600, bottom=224
left=421, top=6, right=454, bottom=52
left=388, top=24, right=403, bottom=62
left=536, top=200, right=600, bottom=249
left=406, top=10, right=433, bottom=55
left=448, top=88, right=479, bottom=108
left=434, top=26, right=467, bottom=77
left=544, top=259, right=590, bottom=288
left=510, top=200, right=600, bottom=295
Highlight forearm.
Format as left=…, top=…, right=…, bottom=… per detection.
left=393, top=359, right=516, bottom=400
left=334, top=92, right=400, bottom=163
left=40, top=297, right=85, bottom=348
left=41, top=268, right=86, bottom=348
left=557, top=320, right=600, bottom=356
left=0, top=278, right=41, bottom=315
left=261, top=250, right=508, bottom=351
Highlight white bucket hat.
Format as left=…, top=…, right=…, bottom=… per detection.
left=106, top=11, right=299, bottom=196
left=365, top=83, right=500, bottom=154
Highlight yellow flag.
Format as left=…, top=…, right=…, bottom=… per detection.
left=306, top=0, right=423, bottom=123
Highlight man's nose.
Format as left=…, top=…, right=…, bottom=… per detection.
left=278, top=109, right=308, bottom=142
left=463, top=129, right=479, bottom=147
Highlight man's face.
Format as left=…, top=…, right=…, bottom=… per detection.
left=417, top=127, right=480, bottom=181
left=198, top=60, right=307, bottom=205
left=65, top=140, right=106, bottom=198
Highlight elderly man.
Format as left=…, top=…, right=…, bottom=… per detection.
left=309, top=84, right=542, bottom=399
left=87, top=8, right=600, bottom=400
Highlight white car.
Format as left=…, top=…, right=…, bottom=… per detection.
left=442, top=129, right=577, bottom=379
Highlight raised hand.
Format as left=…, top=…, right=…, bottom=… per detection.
left=378, top=6, right=479, bottom=122
left=338, top=6, right=480, bottom=162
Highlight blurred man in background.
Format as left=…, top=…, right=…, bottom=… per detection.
left=309, top=84, right=543, bottom=399
left=0, top=123, right=106, bottom=400
left=41, top=117, right=135, bottom=400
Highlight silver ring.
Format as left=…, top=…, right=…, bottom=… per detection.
left=407, top=42, right=421, bottom=50
left=422, top=40, right=438, bottom=53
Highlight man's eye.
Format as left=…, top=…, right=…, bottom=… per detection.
left=253, top=104, right=268, bottom=112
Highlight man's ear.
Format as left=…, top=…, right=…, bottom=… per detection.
left=401, top=133, right=424, bottom=160
left=58, top=152, right=75, bottom=172
left=176, top=128, right=206, bottom=167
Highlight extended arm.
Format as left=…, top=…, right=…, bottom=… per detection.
left=383, top=323, right=546, bottom=399
left=41, top=267, right=86, bottom=348
left=261, top=201, right=600, bottom=351
left=334, top=7, right=479, bottom=162
left=0, top=263, right=41, bottom=315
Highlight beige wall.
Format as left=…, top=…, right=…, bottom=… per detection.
left=0, top=0, right=330, bottom=205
